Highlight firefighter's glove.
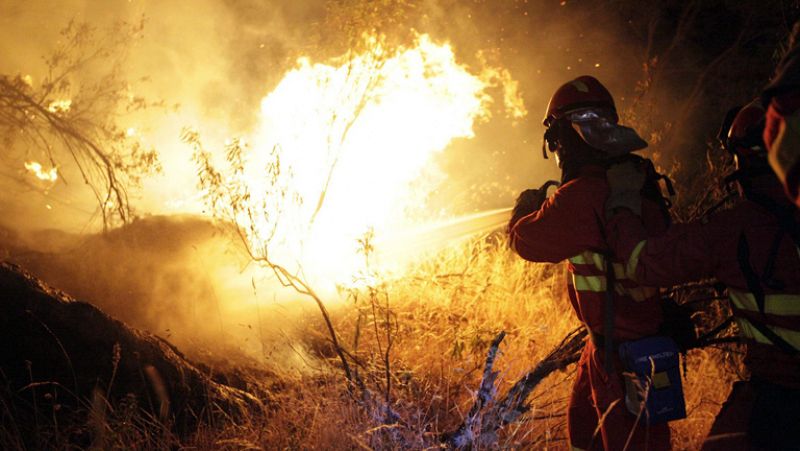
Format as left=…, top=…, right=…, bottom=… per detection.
left=509, top=180, right=559, bottom=231
left=605, top=160, right=646, bottom=219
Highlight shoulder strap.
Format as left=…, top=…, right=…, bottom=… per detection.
left=593, top=211, right=616, bottom=373
left=602, top=248, right=616, bottom=373
left=751, top=193, right=800, bottom=290
left=748, top=192, right=800, bottom=249
left=606, top=154, right=674, bottom=225
left=762, top=229, right=787, bottom=290
left=747, top=317, right=799, bottom=356
left=736, top=232, right=800, bottom=356
left=737, top=233, right=766, bottom=313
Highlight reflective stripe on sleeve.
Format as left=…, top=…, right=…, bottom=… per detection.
left=569, top=251, right=625, bottom=278
left=571, top=274, right=657, bottom=302
left=626, top=240, right=648, bottom=281
left=572, top=274, right=606, bottom=292
left=729, top=289, right=800, bottom=316
left=569, top=250, right=658, bottom=302
left=569, top=252, right=602, bottom=267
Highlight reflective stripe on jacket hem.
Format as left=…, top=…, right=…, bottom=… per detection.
left=729, top=289, right=800, bottom=316
left=735, top=317, right=800, bottom=349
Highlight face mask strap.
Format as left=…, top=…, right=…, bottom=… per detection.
left=542, top=121, right=566, bottom=159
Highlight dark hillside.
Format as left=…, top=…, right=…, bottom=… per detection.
left=0, top=261, right=264, bottom=448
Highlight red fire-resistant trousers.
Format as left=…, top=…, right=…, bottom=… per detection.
left=568, top=341, right=671, bottom=451
left=568, top=355, right=602, bottom=451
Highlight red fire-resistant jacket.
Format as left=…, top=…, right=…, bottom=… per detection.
left=764, top=33, right=800, bottom=208
left=764, top=94, right=800, bottom=208
left=509, top=166, right=668, bottom=341
left=607, top=200, right=800, bottom=388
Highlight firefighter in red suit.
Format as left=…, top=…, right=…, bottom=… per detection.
left=605, top=100, right=800, bottom=450
left=509, top=76, right=672, bottom=451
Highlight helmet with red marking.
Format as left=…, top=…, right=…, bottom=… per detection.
left=543, top=75, right=618, bottom=127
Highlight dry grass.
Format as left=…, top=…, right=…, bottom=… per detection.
left=2, top=151, right=748, bottom=450
left=178, top=237, right=582, bottom=450
left=181, top=230, right=741, bottom=450
left=0, top=225, right=745, bottom=450
left=207, top=150, right=743, bottom=449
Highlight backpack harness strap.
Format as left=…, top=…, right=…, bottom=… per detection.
left=736, top=232, right=800, bottom=356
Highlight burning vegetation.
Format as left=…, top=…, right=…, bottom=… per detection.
left=0, top=1, right=798, bottom=450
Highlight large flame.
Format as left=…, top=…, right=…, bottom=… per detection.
left=195, top=34, right=523, bottom=291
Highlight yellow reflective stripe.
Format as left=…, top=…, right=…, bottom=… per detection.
left=570, top=251, right=658, bottom=302
left=612, top=262, right=626, bottom=279
left=572, top=274, right=606, bottom=292
left=729, top=289, right=800, bottom=316
left=569, top=252, right=591, bottom=265
left=569, top=251, right=627, bottom=279
left=626, top=240, right=648, bottom=281
left=571, top=274, right=658, bottom=302
left=736, top=317, right=800, bottom=349
left=569, top=251, right=605, bottom=268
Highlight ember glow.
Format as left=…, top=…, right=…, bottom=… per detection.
left=24, top=161, right=58, bottom=183
left=209, top=34, right=523, bottom=287
left=46, top=99, right=72, bottom=114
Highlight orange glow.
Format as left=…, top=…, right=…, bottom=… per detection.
left=46, top=99, right=72, bottom=114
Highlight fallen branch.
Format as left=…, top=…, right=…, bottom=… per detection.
left=445, top=327, right=587, bottom=449
left=482, top=328, right=586, bottom=431
left=447, top=331, right=506, bottom=448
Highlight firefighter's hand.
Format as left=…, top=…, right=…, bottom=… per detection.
left=509, top=180, right=559, bottom=231
left=605, top=160, right=645, bottom=219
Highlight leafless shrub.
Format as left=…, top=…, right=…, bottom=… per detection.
left=0, top=19, right=161, bottom=229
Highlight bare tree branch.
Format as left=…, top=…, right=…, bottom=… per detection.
left=0, top=19, right=160, bottom=230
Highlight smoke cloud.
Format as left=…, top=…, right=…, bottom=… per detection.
left=1, top=214, right=325, bottom=369
left=1, top=0, right=792, bottom=361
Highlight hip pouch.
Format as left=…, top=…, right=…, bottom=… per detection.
left=618, top=336, right=686, bottom=424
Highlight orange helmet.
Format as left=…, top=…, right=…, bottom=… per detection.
left=543, top=75, right=618, bottom=127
